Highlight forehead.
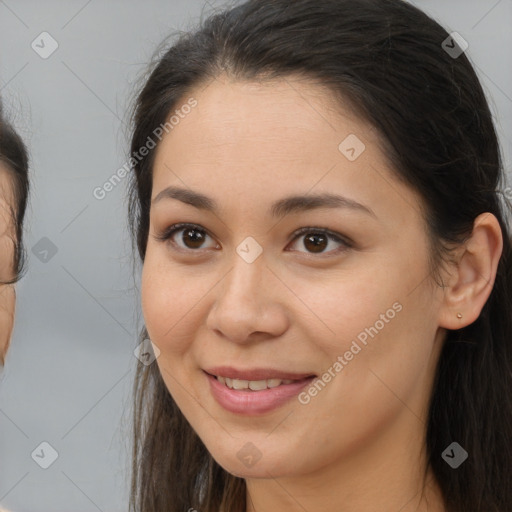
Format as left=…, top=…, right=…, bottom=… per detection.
left=150, top=75, right=425, bottom=230
left=172, top=75, right=366, bottom=143
left=153, top=75, right=380, bottom=180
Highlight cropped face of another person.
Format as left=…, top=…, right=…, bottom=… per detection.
left=0, top=164, right=16, bottom=362
left=139, top=75, right=501, bottom=510
left=0, top=110, right=28, bottom=367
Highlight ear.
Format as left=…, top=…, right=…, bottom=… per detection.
left=438, top=212, right=503, bottom=330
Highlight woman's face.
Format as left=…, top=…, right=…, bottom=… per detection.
left=0, top=166, right=16, bottom=363
left=141, top=75, right=447, bottom=480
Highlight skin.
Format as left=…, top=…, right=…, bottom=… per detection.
left=141, top=74, right=503, bottom=511
left=0, top=165, right=16, bottom=366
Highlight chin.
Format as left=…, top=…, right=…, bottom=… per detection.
left=218, top=457, right=287, bottom=479
left=205, top=439, right=299, bottom=479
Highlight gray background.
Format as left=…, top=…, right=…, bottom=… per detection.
left=0, top=1, right=510, bottom=511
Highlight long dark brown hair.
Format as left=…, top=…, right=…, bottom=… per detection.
left=128, top=1, right=512, bottom=510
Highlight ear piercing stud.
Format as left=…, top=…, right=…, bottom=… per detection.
left=456, top=312, right=463, bottom=319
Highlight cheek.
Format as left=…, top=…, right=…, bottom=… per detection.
left=281, top=255, right=415, bottom=357
left=140, top=252, right=212, bottom=421
left=290, top=247, right=435, bottom=389
left=314, top=274, right=436, bottom=421
left=140, top=249, right=211, bottom=355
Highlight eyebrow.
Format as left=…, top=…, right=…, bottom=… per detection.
left=151, top=186, right=377, bottom=219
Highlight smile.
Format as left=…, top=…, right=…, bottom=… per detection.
left=214, top=375, right=296, bottom=390
left=204, top=368, right=316, bottom=415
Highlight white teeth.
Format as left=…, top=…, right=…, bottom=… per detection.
left=266, top=379, right=282, bottom=388
left=231, top=379, right=249, bottom=390
left=216, top=375, right=297, bottom=390
left=249, top=380, right=268, bottom=391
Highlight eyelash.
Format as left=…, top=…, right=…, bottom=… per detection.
left=154, top=222, right=353, bottom=256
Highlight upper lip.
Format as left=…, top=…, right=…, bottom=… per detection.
left=204, top=366, right=316, bottom=381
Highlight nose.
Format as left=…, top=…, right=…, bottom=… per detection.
left=205, top=253, right=289, bottom=344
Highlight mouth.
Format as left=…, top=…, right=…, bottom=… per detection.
left=203, top=367, right=317, bottom=415
left=204, top=366, right=316, bottom=390
left=211, top=374, right=309, bottom=390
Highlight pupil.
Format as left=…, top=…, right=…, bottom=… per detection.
left=304, top=233, right=327, bottom=253
left=183, top=228, right=204, bottom=248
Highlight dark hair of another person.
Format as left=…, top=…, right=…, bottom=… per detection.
left=0, top=100, right=29, bottom=284
left=127, top=1, right=512, bottom=511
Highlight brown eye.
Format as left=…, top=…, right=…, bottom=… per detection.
left=156, top=223, right=218, bottom=251
left=180, top=227, right=207, bottom=249
left=288, top=227, right=351, bottom=255
left=303, top=233, right=328, bottom=253
left=156, top=223, right=351, bottom=256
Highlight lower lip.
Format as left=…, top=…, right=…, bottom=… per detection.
left=205, top=372, right=315, bottom=415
